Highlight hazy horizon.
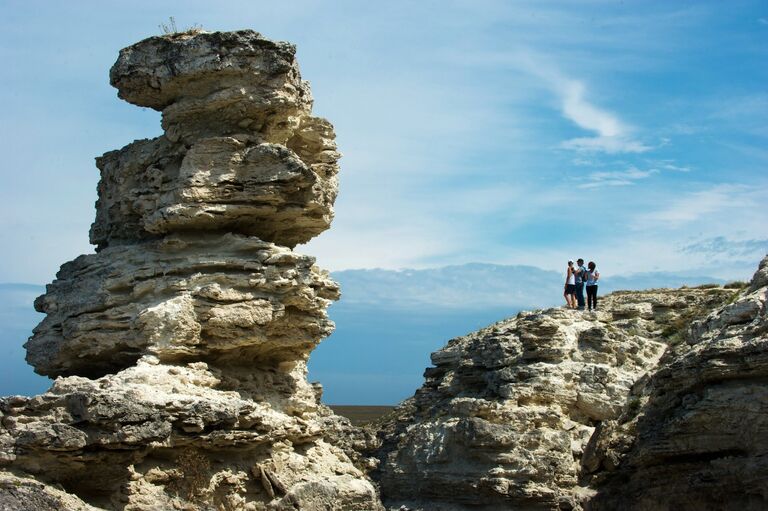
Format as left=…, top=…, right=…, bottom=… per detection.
left=2, top=259, right=753, bottom=404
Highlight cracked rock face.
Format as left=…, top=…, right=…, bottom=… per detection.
left=1, top=362, right=377, bottom=510
left=92, top=30, right=339, bottom=250
left=374, top=284, right=753, bottom=511
left=110, top=30, right=312, bottom=143
left=27, top=233, right=338, bottom=378
left=2, top=29, right=382, bottom=511
left=584, top=256, right=768, bottom=511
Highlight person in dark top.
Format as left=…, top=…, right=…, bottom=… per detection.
left=585, top=261, right=600, bottom=311
left=574, top=258, right=587, bottom=310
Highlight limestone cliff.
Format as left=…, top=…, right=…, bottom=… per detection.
left=584, top=256, right=768, bottom=510
left=374, top=258, right=767, bottom=511
left=2, top=27, right=766, bottom=511
left=0, top=30, right=381, bottom=511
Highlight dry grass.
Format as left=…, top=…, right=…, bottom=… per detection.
left=159, top=16, right=203, bottom=36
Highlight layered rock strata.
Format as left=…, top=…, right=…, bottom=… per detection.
left=92, top=31, right=338, bottom=250
left=1, top=30, right=381, bottom=511
left=585, top=256, right=768, bottom=510
left=374, top=281, right=760, bottom=510
left=27, top=234, right=338, bottom=377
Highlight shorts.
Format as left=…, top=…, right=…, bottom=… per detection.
left=565, top=284, right=576, bottom=294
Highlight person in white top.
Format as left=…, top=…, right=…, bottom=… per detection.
left=585, top=261, right=600, bottom=311
left=564, top=260, right=577, bottom=308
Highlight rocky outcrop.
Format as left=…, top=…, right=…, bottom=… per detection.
left=91, top=31, right=338, bottom=250
left=0, top=472, right=98, bottom=511
left=3, top=26, right=766, bottom=511
left=27, top=234, right=338, bottom=378
left=584, top=257, right=768, bottom=510
left=1, top=30, right=381, bottom=511
left=374, top=279, right=764, bottom=510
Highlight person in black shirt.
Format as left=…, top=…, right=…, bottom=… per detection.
left=574, top=258, right=587, bottom=310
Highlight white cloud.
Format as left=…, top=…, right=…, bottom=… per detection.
left=560, top=80, right=624, bottom=137
left=634, top=184, right=742, bottom=228
left=301, top=181, right=572, bottom=271
left=681, top=236, right=768, bottom=258
left=652, top=160, right=692, bottom=172
left=511, top=50, right=649, bottom=154
left=562, top=136, right=651, bottom=153
left=300, top=218, right=463, bottom=271
left=578, top=167, right=658, bottom=189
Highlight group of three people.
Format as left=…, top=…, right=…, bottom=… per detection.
left=564, top=258, right=599, bottom=311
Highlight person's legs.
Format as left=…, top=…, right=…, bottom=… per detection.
left=586, top=285, right=596, bottom=310
left=576, top=282, right=585, bottom=309
left=565, top=284, right=576, bottom=308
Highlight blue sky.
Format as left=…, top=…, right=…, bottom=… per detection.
left=1, top=0, right=767, bottom=285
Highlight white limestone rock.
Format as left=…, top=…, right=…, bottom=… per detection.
left=26, top=233, right=338, bottom=378
left=110, top=30, right=311, bottom=144
left=90, top=130, right=339, bottom=249
left=0, top=361, right=381, bottom=510
left=585, top=256, right=768, bottom=511
left=374, top=286, right=739, bottom=511
left=92, top=30, right=340, bottom=249
left=2, top=29, right=383, bottom=511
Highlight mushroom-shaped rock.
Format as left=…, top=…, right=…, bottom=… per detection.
left=110, top=30, right=311, bottom=144
left=3, top=30, right=383, bottom=511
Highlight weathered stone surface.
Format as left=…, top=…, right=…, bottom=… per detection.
left=0, top=361, right=380, bottom=510
left=26, top=233, right=338, bottom=378
left=0, top=471, right=99, bottom=511
left=110, top=30, right=311, bottom=144
left=92, top=30, right=340, bottom=249
left=374, top=286, right=741, bottom=510
left=585, top=257, right=768, bottom=511
left=90, top=129, right=338, bottom=250
left=2, top=29, right=382, bottom=511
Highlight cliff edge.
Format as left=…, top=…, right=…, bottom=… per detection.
left=374, top=257, right=768, bottom=511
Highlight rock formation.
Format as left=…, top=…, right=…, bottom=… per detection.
left=374, top=265, right=767, bottom=510
left=1, top=30, right=382, bottom=511
left=584, top=256, right=768, bottom=510
left=2, top=27, right=766, bottom=511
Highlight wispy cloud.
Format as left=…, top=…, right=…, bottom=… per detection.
left=633, top=184, right=768, bottom=230
left=682, top=236, right=768, bottom=258
left=635, top=185, right=740, bottom=227
left=512, top=51, right=650, bottom=154
left=579, top=166, right=658, bottom=189
left=561, top=136, right=650, bottom=154
left=651, top=160, right=692, bottom=172
left=710, top=93, right=768, bottom=138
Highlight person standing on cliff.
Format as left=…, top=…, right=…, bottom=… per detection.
left=586, top=261, right=600, bottom=311
left=564, top=260, right=577, bottom=308
left=574, top=258, right=587, bottom=310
